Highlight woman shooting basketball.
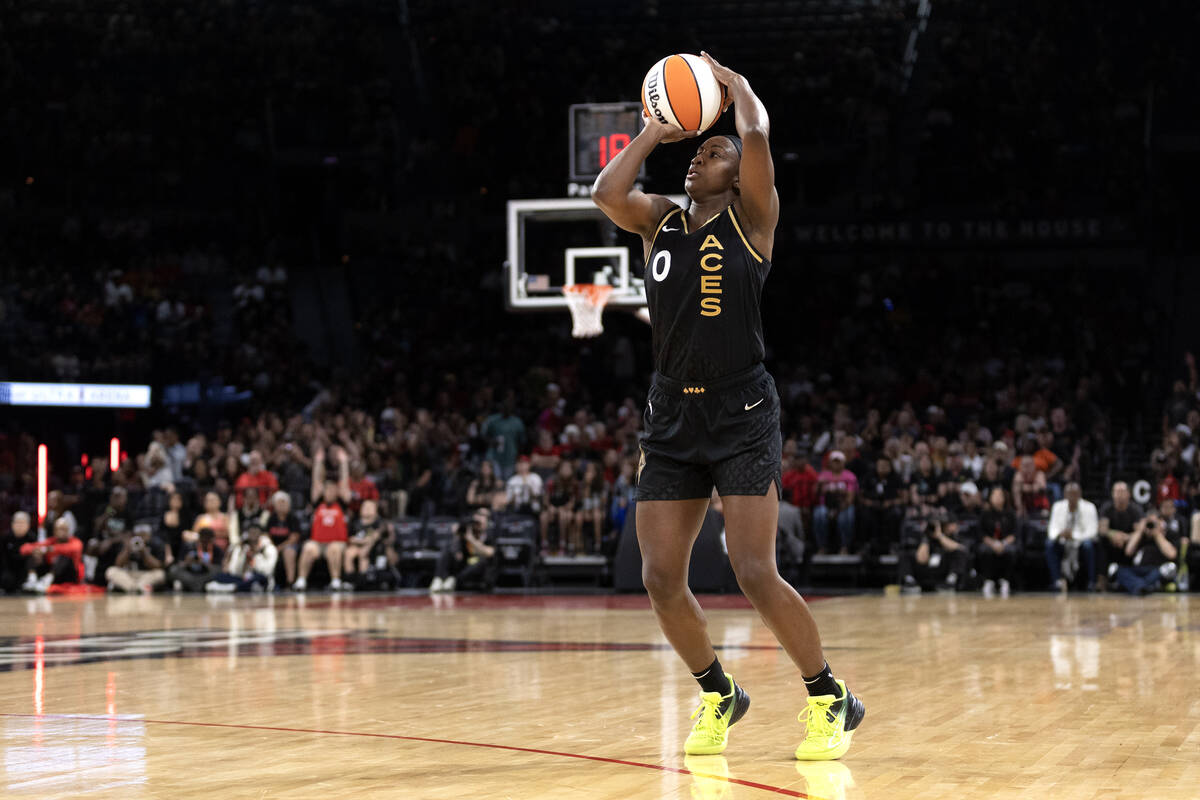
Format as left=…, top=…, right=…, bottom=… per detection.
left=592, top=52, right=864, bottom=760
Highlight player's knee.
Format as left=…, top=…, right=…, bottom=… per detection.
left=641, top=562, right=685, bottom=600
left=730, top=556, right=778, bottom=596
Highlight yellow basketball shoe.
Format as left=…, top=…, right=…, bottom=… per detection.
left=684, top=674, right=750, bottom=755
left=794, top=679, right=865, bottom=761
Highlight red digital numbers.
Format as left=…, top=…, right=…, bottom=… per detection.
left=597, top=133, right=632, bottom=167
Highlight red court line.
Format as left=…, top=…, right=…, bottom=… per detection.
left=0, top=713, right=820, bottom=799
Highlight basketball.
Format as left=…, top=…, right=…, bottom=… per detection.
left=641, top=53, right=726, bottom=133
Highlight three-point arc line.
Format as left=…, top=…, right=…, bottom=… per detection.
left=0, top=712, right=823, bottom=799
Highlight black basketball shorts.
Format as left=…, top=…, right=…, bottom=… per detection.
left=637, top=363, right=783, bottom=502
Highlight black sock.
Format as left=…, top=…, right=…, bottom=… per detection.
left=692, top=657, right=733, bottom=697
left=803, top=662, right=841, bottom=700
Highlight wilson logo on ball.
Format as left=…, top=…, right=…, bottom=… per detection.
left=641, top=54, right=726, bottom=133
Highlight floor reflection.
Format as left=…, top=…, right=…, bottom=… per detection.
left=793, top=760, right=856, bottom=800
left=3, top=715, right=146, bottom=796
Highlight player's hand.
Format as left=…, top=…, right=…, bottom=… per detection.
left=700, top=51, right=738, bottom=111
left=642, top=110, right=699, bottom=144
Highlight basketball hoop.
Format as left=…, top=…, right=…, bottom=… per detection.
left=563, top=284, right=612, bottom=338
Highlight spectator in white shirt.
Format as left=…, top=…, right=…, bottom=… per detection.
left=505, top=456, right=544, bottom=515
left=1045, top=482, right=1099, bottom=592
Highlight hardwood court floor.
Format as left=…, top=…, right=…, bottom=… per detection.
left=0, top=590, right=1196, bottom=800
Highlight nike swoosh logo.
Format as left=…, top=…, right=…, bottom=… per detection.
left=662, top=226, right=680, bottom=232
left=648, top=400, right=654, bottom=415
left=744, top=399, right=764, bottom=411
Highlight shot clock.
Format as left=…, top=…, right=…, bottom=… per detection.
left=568, top=103, right=645, bottom=184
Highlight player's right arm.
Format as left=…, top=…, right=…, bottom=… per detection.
left=592, top=114, right=695, bottom=239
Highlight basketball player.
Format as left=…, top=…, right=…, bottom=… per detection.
left=592, top=52, right=864, bottom=760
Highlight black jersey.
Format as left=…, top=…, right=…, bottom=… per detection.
left=644, top=204, right=771, bottom=382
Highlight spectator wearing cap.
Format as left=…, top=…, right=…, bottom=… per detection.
left=977, top=487, right=1019, bottom=597
left=104, top=522, right=168, bottom=594
left=1046, top=482, right=1099, bottom=592
left=813, top=450, right=858, bottom=555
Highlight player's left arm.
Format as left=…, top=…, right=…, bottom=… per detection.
left=702, top=52, right=779, bottom=248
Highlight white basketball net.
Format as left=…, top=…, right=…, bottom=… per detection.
left=563, top=284, right=612, bottom=338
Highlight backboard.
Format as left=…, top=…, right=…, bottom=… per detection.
left=504, top=195, right=686, bottom=312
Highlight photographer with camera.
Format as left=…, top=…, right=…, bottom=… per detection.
left=899, top=511, right=971, bottom=594
left=104, top=523, right=168, bottom=594
left=430, top=507, right=497, bottom=593
left=1114, top=500, right=1181, bottom=595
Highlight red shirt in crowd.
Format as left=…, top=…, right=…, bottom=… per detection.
left=348, top=476, right=379, bottom=512
left=235, top=469, right=279, bottom=508
left=782, top=464, right=820, bottom=509
left=310, top=502, right=348, bottom=543
left=20, top=536, right=84, bottom=582
left=1157, top=475, right=1181, bottom=503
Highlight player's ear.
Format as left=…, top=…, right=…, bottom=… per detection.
left=732, top=173, right=740, bottom=195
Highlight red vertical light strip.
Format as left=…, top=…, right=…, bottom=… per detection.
left=37, top=445, right=48, bottom=525
left=110, top=437, right=120, bottom=471
left=106, top=671, right=116, bottom=717
left=34, top=636, right=44, bottom=716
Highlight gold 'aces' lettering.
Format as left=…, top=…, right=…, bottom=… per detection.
left=699, top=235, right=724, bottom=317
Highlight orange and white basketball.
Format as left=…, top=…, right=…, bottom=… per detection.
left=641, top=54, right=726, bottom=133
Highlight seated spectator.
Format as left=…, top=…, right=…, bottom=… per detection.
left=234, top=450, right=278, bottom=509
left=1046, top=482, right=1098, bottom=592
left=344, top=499, right=391, bottom=586
left=506, top=456, right=544, bottom=516
left=1012, top=456, right=1050, bottom=518
left=105, top=523, right=168, bottom=594
left=236, top=485, right=269, bottom=540
left=20, top=517, right=84, bottom=593
left=347, top=460, right=379, bottom=514
left=1115, top=502, right=1181, bottom=595
left=781, top=450, right=820, bottom=526
left=1, top=512, right=34, bottom=593
left=41, top=490, right=78, bottom=540
left=899, top=516, right=970, bottom=593
left=813, top=451, right=858, bottom=554
left=541, top=461, right=578, bottom=554
left=1098, top=481, right=1144, bottom=588
left=430, top=508, right=497, bottom=593
left=93, top=486, right=135, bottom=541
left=157, top=491, right=187, bottom=557
left=466, top=459, right=505, bottom=511
left=956, top=482, right=983, bottom=529
left=977, top=488, right=1019, bottom=598
left=265, top=491, right=303, bottom=587
left=576, top=461, right=608, bottom=554
left=294, top=447, right=351, bottom=592
left=205, top=523, right=278, bottom=593
left=142, top=442, right=175, bottom=490
left=609, top=459, right=637, bottom=537
left=168, top=527, right=224, bottom=592
left=193, top=491, right=231, bottom=549
left=860, top=456, right=904, bottom=552
left=907, top=454, right=942, bottom=519
left=528, top=430, right=561, bottom=481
